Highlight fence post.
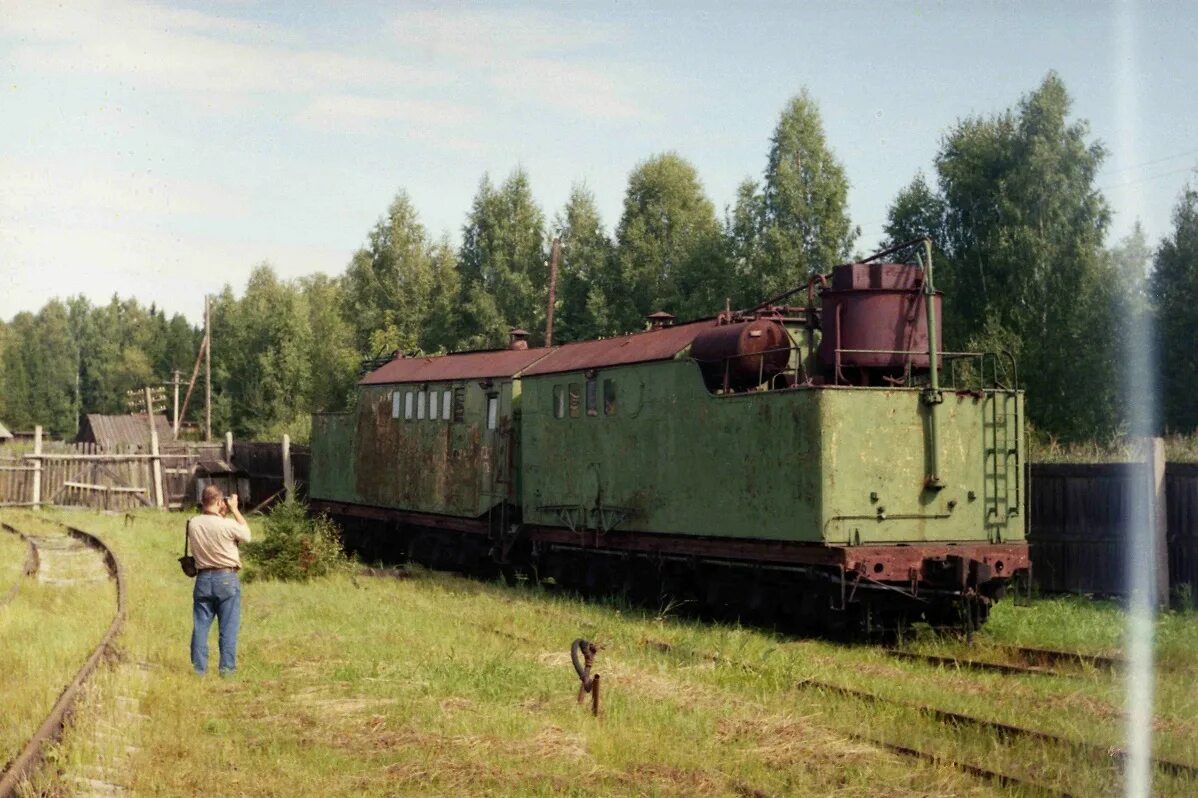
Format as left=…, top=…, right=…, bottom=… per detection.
left=282, top=434, right=294, bottom=499
left=31, top=425, right=42, bottom=507
left=1149, top=437, right=1169, bottom=607
left=146, top=387, right=165, bottom=510
left=225, top=431, right=233, bottom=465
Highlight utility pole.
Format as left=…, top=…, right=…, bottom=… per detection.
left=204, top=295, right=212, bottom=442
left=544, top=236, right=561, bottom=347
left=171, top=369, right=181, bottom=437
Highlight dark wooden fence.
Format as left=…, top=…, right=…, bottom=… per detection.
left=1029, top=462, right=1198, bottom=604
left=230, top=440, right=309, bottom=509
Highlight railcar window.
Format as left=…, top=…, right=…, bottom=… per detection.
left=404, top=391, right=413, bottom=420
left=487, top=396, right=499, bottom=430
left=428, top=389, right=438, bottom=420
left=568, top=383, right=580, bottom=418
left=585, top=377, right=598, bottom=416
left=452, top=387, right=465, bottom=422
left=391, top=391, right=400, bottom=419
left=442, top=390, right=451, bottom=420
left=553, top=385, right=565, bottom=418
left=417, top=391, right=426, bottom=420
left=604, top=379, right=617, bottom=415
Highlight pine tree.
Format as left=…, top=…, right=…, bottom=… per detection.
left=458, top=170, right=547, bottom=347
left=612, top=153, right=725, bottom=330
left=554, top=185, right=616, bottom=342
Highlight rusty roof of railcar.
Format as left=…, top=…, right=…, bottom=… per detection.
left=360, top=347, right=553, bottom=385
left=522, top=319, right=714, bottom=376
left=360, top=319, right=716, bottom=385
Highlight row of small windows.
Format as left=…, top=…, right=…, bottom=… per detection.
left=553, top=377, right=616, bottom=419
left=391, top=387, right=497, bottom=429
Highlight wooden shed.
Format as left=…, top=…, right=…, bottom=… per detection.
left=76, top=414, right=175, bottom=448
left=194, top=459, right=251, bottom=508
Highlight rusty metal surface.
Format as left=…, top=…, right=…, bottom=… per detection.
left=310, top=499, right=490, bottom=535
left=360, top=348, right=551, bottom=385
left=690, top=319, right=790, bottom=391
left=571, top=639, right=601, bottom=716
left=520, top=319, right=715, bottom=376
left=818, top=261, right=942, bottom=371
left=76, top=413, right=175, bottom=447
left=527, top=523, right=1028, bottom=579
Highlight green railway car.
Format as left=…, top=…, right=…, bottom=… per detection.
left=311, top=249, right=1029, bottom=634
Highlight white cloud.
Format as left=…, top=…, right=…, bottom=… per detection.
left=2, top=2, right=650, bottom=125
left=0, top=217, right=346, bottom=323
left=2, top=0, right=444, bottom=98
left=0, top=158, right=245, bottom=225
left=391, top=8, right=645, bottom=121
left=392, top=9, right=617, bottom=63
left=294, top=94, right=476, bottom=132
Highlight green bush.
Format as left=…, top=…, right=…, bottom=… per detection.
left=242, top=498, right=349, bottom=582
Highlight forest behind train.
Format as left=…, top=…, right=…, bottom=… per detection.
left=3, top=72, right=1196, bottom=447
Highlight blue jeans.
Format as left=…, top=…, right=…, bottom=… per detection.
left=191, top=570, right=241, bottom=675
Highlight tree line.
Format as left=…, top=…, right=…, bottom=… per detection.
left=2, top=72, right=1197, bottom=444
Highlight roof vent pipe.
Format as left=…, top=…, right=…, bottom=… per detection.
left=646, top=311, right=675, bottom=330
left=508, top=328, right=530, bottom=350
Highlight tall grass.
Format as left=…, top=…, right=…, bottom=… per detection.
left=15, top=508, right=1198, bottom=796
left=0, top=525, right=28, bottom=590
left=1031, top=430, right=1198, bottom=463
left=0, top=514, right=113, bottom=765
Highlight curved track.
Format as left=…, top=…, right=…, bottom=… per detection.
left=0, top=522, right=125, bottom=798
left=0, top=523, right=39, bottom=607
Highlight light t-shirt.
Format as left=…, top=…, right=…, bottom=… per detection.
left=187, top=513, right=251, bottom=570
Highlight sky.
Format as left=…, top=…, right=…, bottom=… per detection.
left=2, top=0, right=1196, bottom=324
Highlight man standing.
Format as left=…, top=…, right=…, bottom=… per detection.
left=188, top=484, right=251, bottom=676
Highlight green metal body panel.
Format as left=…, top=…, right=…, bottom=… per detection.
left=309, top=380, right=516, bottom=518
left=521, top=360, right=823, bottom=540
left=817, top=389, right=1024, bottom=545
left=311, top=412, right=357, bottom=501
left=519, top=359, right=1025, bottom=545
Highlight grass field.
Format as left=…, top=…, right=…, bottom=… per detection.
left=2, top=507, right=1196, bottom=797
left=0, top=515, right=113, bottom=769
left=0, top=523, right=29, bottom=593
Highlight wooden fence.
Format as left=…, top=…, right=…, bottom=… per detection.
left=0, top=426, right=225, bottom=512
left=1029, top=455, right=1197, bottom=604
left=232, top=438, right=309, bottom=506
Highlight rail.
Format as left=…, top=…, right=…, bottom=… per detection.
left=0, top=523, right=126, bottom=797
left=0, top=523, right=39, bottom=607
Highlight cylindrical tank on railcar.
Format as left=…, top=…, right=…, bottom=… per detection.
left=691, top=318, right=791, bottom=391
left=817, top=262, right=942, bottom=370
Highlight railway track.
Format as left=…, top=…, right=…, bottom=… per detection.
left=0, top=523, right=39, bottom=606
left=886, top=644, right=1123, bottom=678
left=793, top=677, right=1198, bottom=782
left=0, top=521, right=125, bottom=798
left=640, top=639, right=1196, bottom=796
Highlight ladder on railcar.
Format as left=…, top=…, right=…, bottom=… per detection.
left=983, top=389, right=1021, bottom=542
